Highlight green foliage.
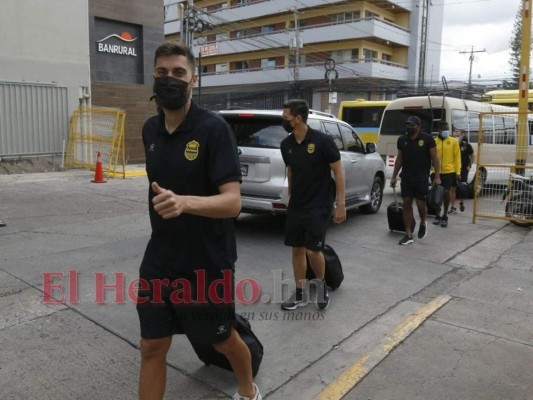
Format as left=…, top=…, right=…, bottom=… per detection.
left=508, top=5, right=522, bottom=89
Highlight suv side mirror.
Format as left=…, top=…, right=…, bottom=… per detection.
left=366, top=142, right=376, bottom=153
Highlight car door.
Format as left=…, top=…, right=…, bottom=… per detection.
left=321, top=120, right=361, bottom=201
left=338, top=123, right=369, bottom=196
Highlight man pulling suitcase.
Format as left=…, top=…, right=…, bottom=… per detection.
left=389, top=116, right=441, bottom=245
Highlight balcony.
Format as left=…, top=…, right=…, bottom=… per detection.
left=200, top=58, right=408, bottom=87
left=170, top=0, right=412, bottom=25
left=191, top=17, right=410, bottom=57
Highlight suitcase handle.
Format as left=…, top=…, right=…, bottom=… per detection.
left=392, top=186, right=399, bottom=210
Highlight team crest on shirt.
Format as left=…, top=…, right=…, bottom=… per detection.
left=307, top=143, right=315, bottom=154
left=418, top=140, right=424, bottom=147
left=184, top=140, right=200, bottom=161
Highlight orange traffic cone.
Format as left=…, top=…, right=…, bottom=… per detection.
left=92, top=151, right=107, bottom=183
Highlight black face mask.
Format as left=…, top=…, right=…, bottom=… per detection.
left=152, top=76, right=190, bottom=110
left=405, top=127, right=415, bottom=135
left=282, top=119, right=294, bottom=133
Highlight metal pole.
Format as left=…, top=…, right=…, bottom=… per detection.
left=516, top=0, right=531, bottom=175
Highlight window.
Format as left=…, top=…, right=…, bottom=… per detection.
left=382, top=54, right=392, bottom=63
left=363, top=49, right=377, bottom=62
left=322, top=121, right=344, bottom=150
left=261, top=25, right=276, bottom=34
left=332, top=50, right=352, bottom=61
left=339, top=124, right=363, bottom=152
left=261, top=58, right=276, bottom=69
left=234, top=60, right=250, bottom=71
left=504, top=116, right=516, bottom=144
left=216, top=63, right=228, bottom=74
left=352, top=48, right=359, bottom=60
left=365, top=11, right=379, bottom=19
left=333, top=11, right=361, bottom=23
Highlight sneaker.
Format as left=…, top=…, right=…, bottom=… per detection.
left=316, top=280, right=330, bottom=310
left=460, top=202, right=465, bottom=212
left=449, top=207, right=457, bottom=214
left=417, top=221, right=427, bottom=239
left=399, top=235, right=414, bottom=245
left=0, top=220, right=5, bottom=227
left=281, top=291, right=308, bottom=310
left=440, top=217, right=448, bottom=228
left=432, top=216, right=441, bottom=225
left=233, top=383, right=262, bottom=400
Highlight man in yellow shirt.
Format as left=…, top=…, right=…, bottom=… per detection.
left=432, top=121, right=461, bottom=227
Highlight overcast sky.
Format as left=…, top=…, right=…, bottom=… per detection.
left=437, top=0, right=520, bottom=84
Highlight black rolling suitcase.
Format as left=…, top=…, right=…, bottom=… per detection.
left=305, top=244, right=344, bottom=290
left=189, top=313, right=263, bottom=377
left=388, top=188, right=415, bottom=232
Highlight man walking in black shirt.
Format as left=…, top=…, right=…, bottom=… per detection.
left=280, top=99, right=346, bottom=310
left=390, top=116, right=440, bottom=245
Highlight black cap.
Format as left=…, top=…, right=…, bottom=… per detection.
left=406, top=116, right=421, bottom=126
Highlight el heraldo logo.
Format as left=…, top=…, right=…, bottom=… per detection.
left=97, top=32, right=138, bottom=56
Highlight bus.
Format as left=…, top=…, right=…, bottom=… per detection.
left=378, top=95, right=533, bottom=187
left=337, top=99, right=390, bottom=145
left=482, top=89, right=533, bottom=107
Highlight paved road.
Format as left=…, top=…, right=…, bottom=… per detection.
left=0, top=170, right=532, bottom=399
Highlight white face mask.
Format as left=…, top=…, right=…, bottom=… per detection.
left=440, top=130, right=450, bottom=138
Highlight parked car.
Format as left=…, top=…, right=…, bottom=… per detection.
left=218, top=109, right=386, bottom=215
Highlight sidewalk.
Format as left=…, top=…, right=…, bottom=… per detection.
left=0, top=170, right=532, bottom=399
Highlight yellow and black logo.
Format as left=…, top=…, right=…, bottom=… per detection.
left=307, top=143, right=316, bottom=154
left=418, top=140, right=424, bottom=147
left=185, top=140, right=200, bottom=161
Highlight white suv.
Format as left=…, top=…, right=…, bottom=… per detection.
left=218, top=109, right=386, bottom=215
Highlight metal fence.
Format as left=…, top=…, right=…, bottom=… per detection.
left=0, top=82, right=69, bottom=157
left=472, top=111, right=533, bottom=226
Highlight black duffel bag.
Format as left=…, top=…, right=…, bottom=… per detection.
left=305, top=244, right=344, bottom=290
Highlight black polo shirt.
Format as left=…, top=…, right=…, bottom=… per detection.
left=459, top=139, right=474, bottom=170
left=280, top=127, right=340, bottom=210
left=397, top=132, right=436, bottom=181
left=142, top=102, right=241, bottom=274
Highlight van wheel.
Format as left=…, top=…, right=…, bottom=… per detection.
left=360, top=176, right=384, bottom=214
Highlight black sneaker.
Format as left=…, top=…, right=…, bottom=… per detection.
left=460, top=202, right=465, bottom=212
left=418, top=221, right=427, bottom=239
left=440, top=217, right=448, bottom=228
left=399, top=235, right=414, bottom=245
left=316, top=280, right=330, bottom=310
left=281, top=292, right=308, bottom=310
left=432, top=216, right=441, bottom=225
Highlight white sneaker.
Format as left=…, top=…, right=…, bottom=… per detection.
left=233, top=383, right=262, bottom=400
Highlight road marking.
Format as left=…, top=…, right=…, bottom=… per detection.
left=315, top=294, right=452, bottom=400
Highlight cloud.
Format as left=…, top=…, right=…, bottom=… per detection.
left=440, top=0, right=521, bottom=82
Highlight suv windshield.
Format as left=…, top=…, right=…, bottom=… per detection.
left=223, top=115, right=287, bottom=149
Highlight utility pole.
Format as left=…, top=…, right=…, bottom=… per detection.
left=459, top=46, right=486, bottom=93
left=289, top=7, right=302, bottom=96
left=417, top=0, right=430, bottom=93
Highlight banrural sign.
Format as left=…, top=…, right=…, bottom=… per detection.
left=97, top=32, right=138, bottom=56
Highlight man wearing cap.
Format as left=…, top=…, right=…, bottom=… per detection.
left=390, top=116, right=441, bottom=245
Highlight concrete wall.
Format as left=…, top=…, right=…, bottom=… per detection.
left=0, top=0, right=91, bottom=126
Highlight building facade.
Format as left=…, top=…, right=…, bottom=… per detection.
left=1, top=0, right=163, bottom=163
left=164, top=0, right=444, bottom=114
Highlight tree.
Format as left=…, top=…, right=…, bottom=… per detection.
left=506, top=2, right=533, bottom=89
left=507, top=4, right=523, bottom=89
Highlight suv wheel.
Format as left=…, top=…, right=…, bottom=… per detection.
left=359, top=176, right=383, bottom=214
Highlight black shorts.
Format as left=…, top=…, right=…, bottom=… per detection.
left=433, top=173, right=456, bottom=190
left=136, top=265, right=235, bottom=344
left=284, top=207, right=332, bottom=250
left=400, top=178, right=429, bottom=201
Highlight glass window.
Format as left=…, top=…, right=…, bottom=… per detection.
left=365, top=11, right=379, bottom=19
left=351, top=48, right=359, bottom=60
left=504, top=116, right=516, bottom=144
left=339, top=124, right=363, bottom=152
left=261, top=25, right=276, bottom=33
left=481, top=114, right=494, bottom=144
left=224, top=115, right=287, bottom=149
left=322, top=121, right=344, bottom=150
left=363, top=49, right=377, bottom=61
left=380, top=109, right=442, bottom=136
left=342, top=106, right=384, bottom=128
left=261, top=58, right=276, bottom=69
